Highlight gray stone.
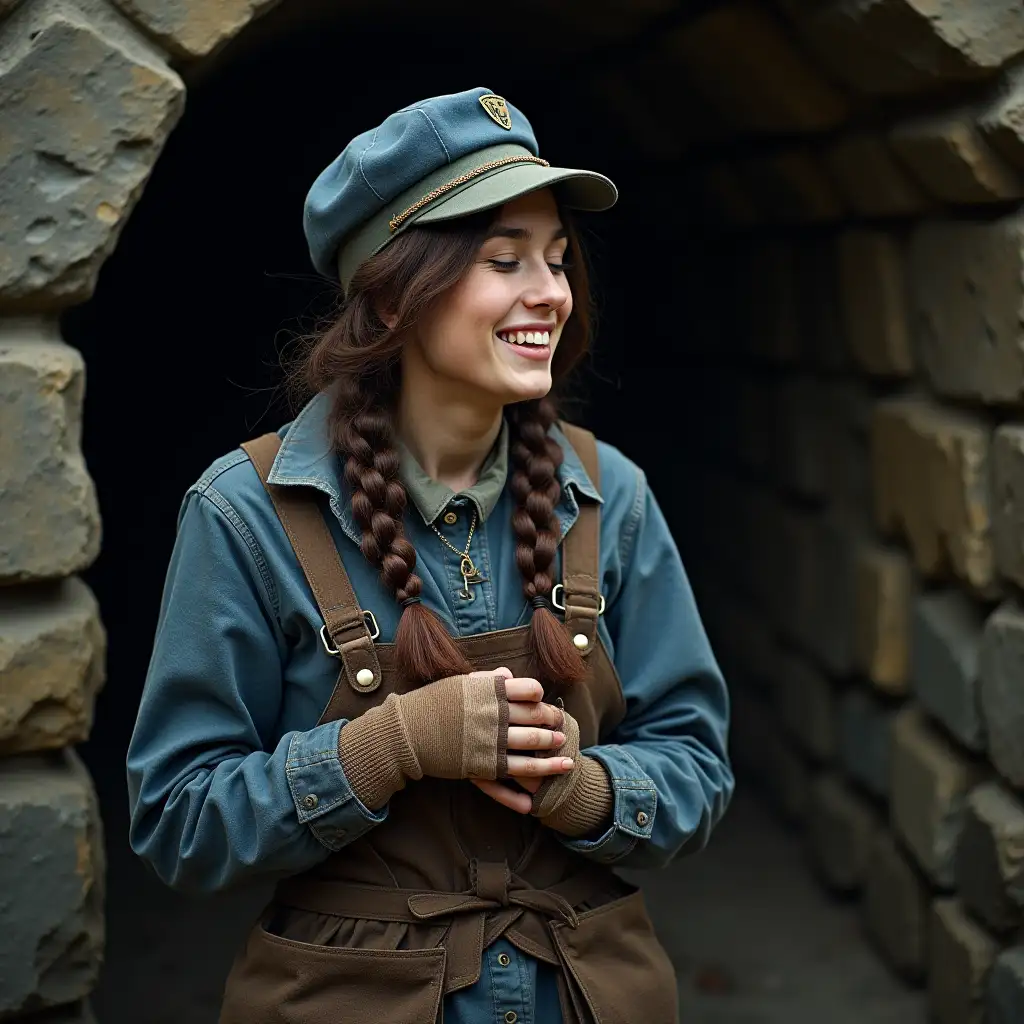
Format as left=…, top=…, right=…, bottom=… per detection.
left=908, top=215, right=1024, bottom=405
left=0, top=749, right=104, bottom=1017
left=0, top=577, right=105, bottom=754
left=777, top=651, right=839, bottom=763
left=989, top=947, right=1024, bottom=1024
left=992, top=425, right=1024, bottom=590
left=824, top=132, right=931, bottom=217
left=981, top=65, right=1024, bottom=171
left=0, top=2, right=183, bottom=308
left=774, top=375, right=829, bottom=501
left=979, top=603, right=1024, bottom=789
left=956, top=781, right=1024, bottom=935
left=838, top=229, right=914, bottom=378
left=764, top=717, right=812, bottom=824
left=863, top=829, right=929, bottom=982
left=911, top=590, right=986, bottom=751
left=838, top=685, right=895, bottom=800
left=110, top=0, right=280, bottom=60
left=0, top=321, right=101, bottom=581
left=890, top=704, right=984, bottom=888
left=806, top=772, right=879, bottom=892
left=929, top=898, right=1000, bottom=1024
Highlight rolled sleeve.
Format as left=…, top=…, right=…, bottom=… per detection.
left=286, top=719, right=388, bottom=850
left=560, top=745, right=657, bottom=863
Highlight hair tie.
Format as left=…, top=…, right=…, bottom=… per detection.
left=531, top=595, right=552, bottom=611
left=400, top=596, right=422, bottom=609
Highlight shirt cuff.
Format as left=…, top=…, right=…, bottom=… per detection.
left=285, top=719, right=388, bottom=851
left=557, top=744, right=657, bottom=864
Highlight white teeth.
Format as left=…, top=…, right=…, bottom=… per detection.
left=516, top=331, right=526, bottom=345
left=498, top=330, right=551, bottom=345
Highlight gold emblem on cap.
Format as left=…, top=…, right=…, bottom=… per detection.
left=479, top=94, right=512, bottom=131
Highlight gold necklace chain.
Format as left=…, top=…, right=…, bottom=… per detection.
left=431, top=511, right=486, bottom=600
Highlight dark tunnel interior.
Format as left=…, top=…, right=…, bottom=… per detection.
left=59, top=9, right=742, bottom=1013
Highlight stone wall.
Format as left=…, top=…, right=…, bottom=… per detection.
left=675, top=4, right=1024, bottom=1021
left=2, top=0, right=1024, bottom=1019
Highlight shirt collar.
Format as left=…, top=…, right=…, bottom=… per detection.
left=397, top=417, right=510, bottom=525
left=267, top=393, right=603, bottom=527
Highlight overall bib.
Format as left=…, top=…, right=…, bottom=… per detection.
left=219, top=425, right=679, bottom=1024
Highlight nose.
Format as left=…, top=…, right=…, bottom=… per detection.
left=522, top=262, right=571, bottom=314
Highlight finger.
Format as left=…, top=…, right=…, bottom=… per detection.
left=468, top=666, right=514, bottom=681
left=504, top=678, right=544, bottom=702
left=516, top=776, right=543, bottom=794
left=470, top=778, right=532, bottom=815
left=508, top=726, right=565, bottom=751
left=507, top=702, right=564, bottom=729
left=506, top=754, right=575, bottom=777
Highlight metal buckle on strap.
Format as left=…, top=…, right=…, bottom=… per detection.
left=550, top=584, right=605, bottom=616
left=319, top=610, right=380, bottom=656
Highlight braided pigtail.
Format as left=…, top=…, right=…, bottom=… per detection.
left=338, top=380, right=471, bottom=685
left=508, top=398, right=588, bottom=685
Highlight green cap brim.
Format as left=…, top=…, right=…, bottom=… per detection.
left=413, top=162, right=617, bottom=224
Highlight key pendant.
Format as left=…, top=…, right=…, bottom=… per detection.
left=458, top=556, right=488, bottom=601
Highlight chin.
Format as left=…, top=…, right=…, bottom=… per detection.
left=499, top=371, right=553, bottom=406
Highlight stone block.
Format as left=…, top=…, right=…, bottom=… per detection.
left=785, top=0, right=1024, bottom=97
left=774, top=376, right=829, bottom=501
left=728, top=688, right=772, bottom=779
left=979, top=603, right=1024, bottom=789
left=871, top=396, right=995, bottom=595
left=863, top=828, right=930, bottom=982
left=824, top=132, right=931, bottom=217
left=0, top=2, right=183, bottom=308
left=776, top=651, right=838, bottom=763
left=929, top=898, right=1000, bottom=1024
left=890, top=109, right=1024, bottom=204
left=0, top=577, right=105, bottom=754
left=992, top=425, right=1024, bottom=590
left=956, top=781, right=1024, bottom=935
left=110, top=0, right=280, bottom=60
left=891, top=705, right=985, bottom=887
left=806, top=772, right=879, bottom=892
left=911, top=590, right=986, bottom=751
left=744, top=240, right=802, bottom=364
left=0, top=750, right=104, bottom=1017
left=742, top=150, right=845, bottom=225
left=668, top=2, right=848, bottom=135
left=989, top=947, right=1024, bottom=1024
left=839, top=685, right=897, bottom=800
left=764, top=719, right=812, bottom=824
left=701, top=163, right=760, bottom=227
left=908, top=214, right=1024, bottom=405
left=980, top=66, right=1024, bottom=171
left=0, top=322, right=101, bottom=581
left=854, top=543, right=912, bottom=695
left=838, top=229, right=914, bottom=377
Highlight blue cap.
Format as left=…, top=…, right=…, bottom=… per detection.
left=303, top=87, right=617, bottom=290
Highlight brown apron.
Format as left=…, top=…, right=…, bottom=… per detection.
left=219, top=425, right=679, bottom=1024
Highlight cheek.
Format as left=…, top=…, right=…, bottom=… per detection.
left=425, top=277, right=511, bottom=361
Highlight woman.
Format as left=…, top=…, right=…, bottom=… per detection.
left=127, top=87, right=733, bottom=1024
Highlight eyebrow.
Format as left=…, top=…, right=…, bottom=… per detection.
left=484, top=225, right=568, bottom=242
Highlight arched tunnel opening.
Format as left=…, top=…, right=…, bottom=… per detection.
left=50, top=3, right=1004, bottom=1021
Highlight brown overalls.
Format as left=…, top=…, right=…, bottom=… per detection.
left=219, top=425, right=679, bottom=1024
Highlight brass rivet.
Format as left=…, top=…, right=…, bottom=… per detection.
left=504, top=1013, right=518, bottom=1024
left=355, top=668, right=375, bottom=688
left=443, top=511, right=458, bottom=525
left=497, top=953, right=511, bottom=967
left=572, top=633, right=589, bottom=650
left=302, top=794, right=319, bottom=810
left=636, top=810, right=649, bottom=827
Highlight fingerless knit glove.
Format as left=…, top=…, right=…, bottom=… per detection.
left=337, top=674, right=509, bottom=810
left=530, top=710, right=614, bottom=838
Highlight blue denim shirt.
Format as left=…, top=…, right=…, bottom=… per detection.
left=126, top=391, right=733, bottom=1023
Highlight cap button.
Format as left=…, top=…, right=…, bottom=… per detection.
left=355, top=668, right=375, bottom=688
left=572, top=633, right=589, bottom=651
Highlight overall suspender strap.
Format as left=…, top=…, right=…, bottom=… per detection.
left=241, top=433, right=384, bottom=694
left=557, top=423, right=603, bottom=655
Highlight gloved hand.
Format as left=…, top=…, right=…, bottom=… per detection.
left=530, top=710, right=614, bottom=837
left=337, top=673, right=511, bottom=810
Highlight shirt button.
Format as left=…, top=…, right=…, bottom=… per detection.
left=497, top=952, right=511, bottom=967
left=443, top=511, right=458, bottom=525
left=636, top=810, right=649, bottom=827
left=303, top=794, right=319, bottom=810
left=504, top=1013, right=518, bottom=1024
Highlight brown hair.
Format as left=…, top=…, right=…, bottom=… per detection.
left=293, top=210, right=593, bottom=686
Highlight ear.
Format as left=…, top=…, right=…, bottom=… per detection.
left=375, top=305, right=399, bottom=331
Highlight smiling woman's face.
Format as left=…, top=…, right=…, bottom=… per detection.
left=400, top=188, right=573, bottom=407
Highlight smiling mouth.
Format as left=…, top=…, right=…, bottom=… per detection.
left=496, top=329, right=551, bottom=348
